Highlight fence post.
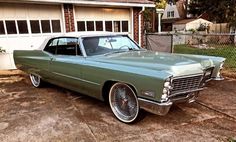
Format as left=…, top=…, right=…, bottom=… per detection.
left=171, top=34, right=174, bottom=53
left=145, top=33, right=148, bottom=49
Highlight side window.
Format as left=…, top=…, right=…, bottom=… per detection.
left=44, top=38, right=58, bottom=54
left=57, top=38, right=81, bottom=56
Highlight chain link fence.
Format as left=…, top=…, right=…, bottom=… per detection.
left=145, top=33, right=236, bottom=70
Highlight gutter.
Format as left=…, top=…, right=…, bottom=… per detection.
left=138, top=6, right=145, bottom=46
left=2, top=0, right=155, bottom=8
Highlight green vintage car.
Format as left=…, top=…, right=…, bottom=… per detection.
left=14, top=32, right=225, bottom=123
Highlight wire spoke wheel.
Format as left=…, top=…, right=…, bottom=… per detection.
left=109, top=83, right=139, bottom=123
left=29, top=74, right=41, bottom=87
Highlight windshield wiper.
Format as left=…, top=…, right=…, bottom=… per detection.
left=128, top=48, right=141, bottom=51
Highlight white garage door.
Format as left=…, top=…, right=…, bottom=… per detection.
left=75, top=7, right=132, bottom=36
left=0, top=3, right=63, bottom=69
left=0, top=3, right=63, bottom=52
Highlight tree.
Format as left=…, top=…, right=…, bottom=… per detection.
left=155, top=0, right=167, bottom=9
left=189, top=0, right=236, bottom=26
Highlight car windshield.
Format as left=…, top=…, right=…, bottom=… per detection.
left=82, top=35, right=141, bottom=56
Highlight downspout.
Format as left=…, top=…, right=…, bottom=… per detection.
left=139, top=6, right=145, bottom=46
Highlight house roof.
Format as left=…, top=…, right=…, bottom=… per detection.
left=174, top=19, right=198, bottom=24
left=1, top=0, right=155, bottom=7
left=93, top=0, right=154, bottom=4
left=162, top=18, right=180, bottom=23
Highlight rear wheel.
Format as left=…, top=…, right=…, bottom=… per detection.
left=109, top=83, right=139, bottom=123
left=29, top=74, right=43, bottom=88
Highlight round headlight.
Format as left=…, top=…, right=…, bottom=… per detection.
left=161, top=94, right=168, bottom=100
left=163, top=88, right=168, bottom=94
left=164, top=82, right=170, bottom=88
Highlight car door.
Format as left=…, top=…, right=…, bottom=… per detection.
left=48, top=37, right=86, bottom=92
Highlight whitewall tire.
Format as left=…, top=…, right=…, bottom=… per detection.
left=29, top=74, right=42, bottom=88
left=109, top=83, right=139, bottom=123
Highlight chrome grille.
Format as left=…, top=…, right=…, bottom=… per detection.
left=171, top=75, right=203, bottom=95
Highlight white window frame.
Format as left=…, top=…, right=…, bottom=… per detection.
left=76, top=20, right=129, bottom=34
left=0, top=19, right=62, bottom=38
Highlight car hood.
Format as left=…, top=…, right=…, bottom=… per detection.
left=88, top=51, right=210, bottom=77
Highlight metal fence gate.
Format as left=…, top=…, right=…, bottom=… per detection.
left=145, top=33, right=173, bottom=53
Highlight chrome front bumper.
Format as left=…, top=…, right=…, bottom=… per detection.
left=138, top=92, right=199, bottom=116
left=138, top=98, right=172, bottom=116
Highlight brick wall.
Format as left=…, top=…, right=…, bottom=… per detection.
left=133, top=7, right=144, bottom=47
left=64, top=4, right=75, bottom=32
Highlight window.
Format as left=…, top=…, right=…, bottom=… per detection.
left=114, top=21, right=120, bottom=32
left=41, top=20, right=51, bottom=33
left=57, top=38, right=80, bottom=56
left=30, top=20, right=40, bottom=33
left=0, top=21, right=5, bottom=35
left=171, top=11, right=174, bottom=17
left=122, top=21, right=128, bottom=32
left=44, top=38, right=81, bottom=56
left=77, top=20, right=128, bottom=33
left=5, top=21, right=17, bottom=34
left=96, top=21, right=103, bottom=31
left=86, top=21, right=94, bottom=31
left=52, top=20, right=61, bottom=33
left=17, top=20, right=28, bottom=34
left=82, top=35, right=140, bottom=56
left=44, top=38, right=58, bottom=54
left=77, top=21, right=85, bottom=31
left=167, top=11, right=174, bottom=18
left=105, top=21, right=112, bottom=32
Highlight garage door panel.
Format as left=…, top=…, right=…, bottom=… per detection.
left=28, top=5, right=61, bottom=19
left=75, top=7, right=130, bottom=21
left=0, top=3, right=61, bottom=19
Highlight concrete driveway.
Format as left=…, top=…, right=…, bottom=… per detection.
left=0, top=70, right=236, bottom=142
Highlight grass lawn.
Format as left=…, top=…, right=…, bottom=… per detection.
left=174, top=44, right=236, bottom=69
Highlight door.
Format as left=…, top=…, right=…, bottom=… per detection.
left=45, top=37, right=85, bottom=92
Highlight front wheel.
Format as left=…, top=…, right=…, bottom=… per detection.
left=29, top=74, right=43, bottom=88
left=109, top=83, right=139, bottom=123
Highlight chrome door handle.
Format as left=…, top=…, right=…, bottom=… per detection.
left=50, top=57, right=55, bottom=62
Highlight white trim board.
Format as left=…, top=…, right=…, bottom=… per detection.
left=0, top=0, right=155, bottom=8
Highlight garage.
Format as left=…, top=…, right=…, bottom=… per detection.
left=74, top=7, right=132, bottom=37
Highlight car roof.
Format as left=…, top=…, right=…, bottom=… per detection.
left=53, top=31, right=124, bottom=38
left=38, top=31, right=126, bottom=50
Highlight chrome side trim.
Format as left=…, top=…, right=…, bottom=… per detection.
left=52, top=72, right=100, bottom=86
left=138, top=98, right=172, bottom=116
